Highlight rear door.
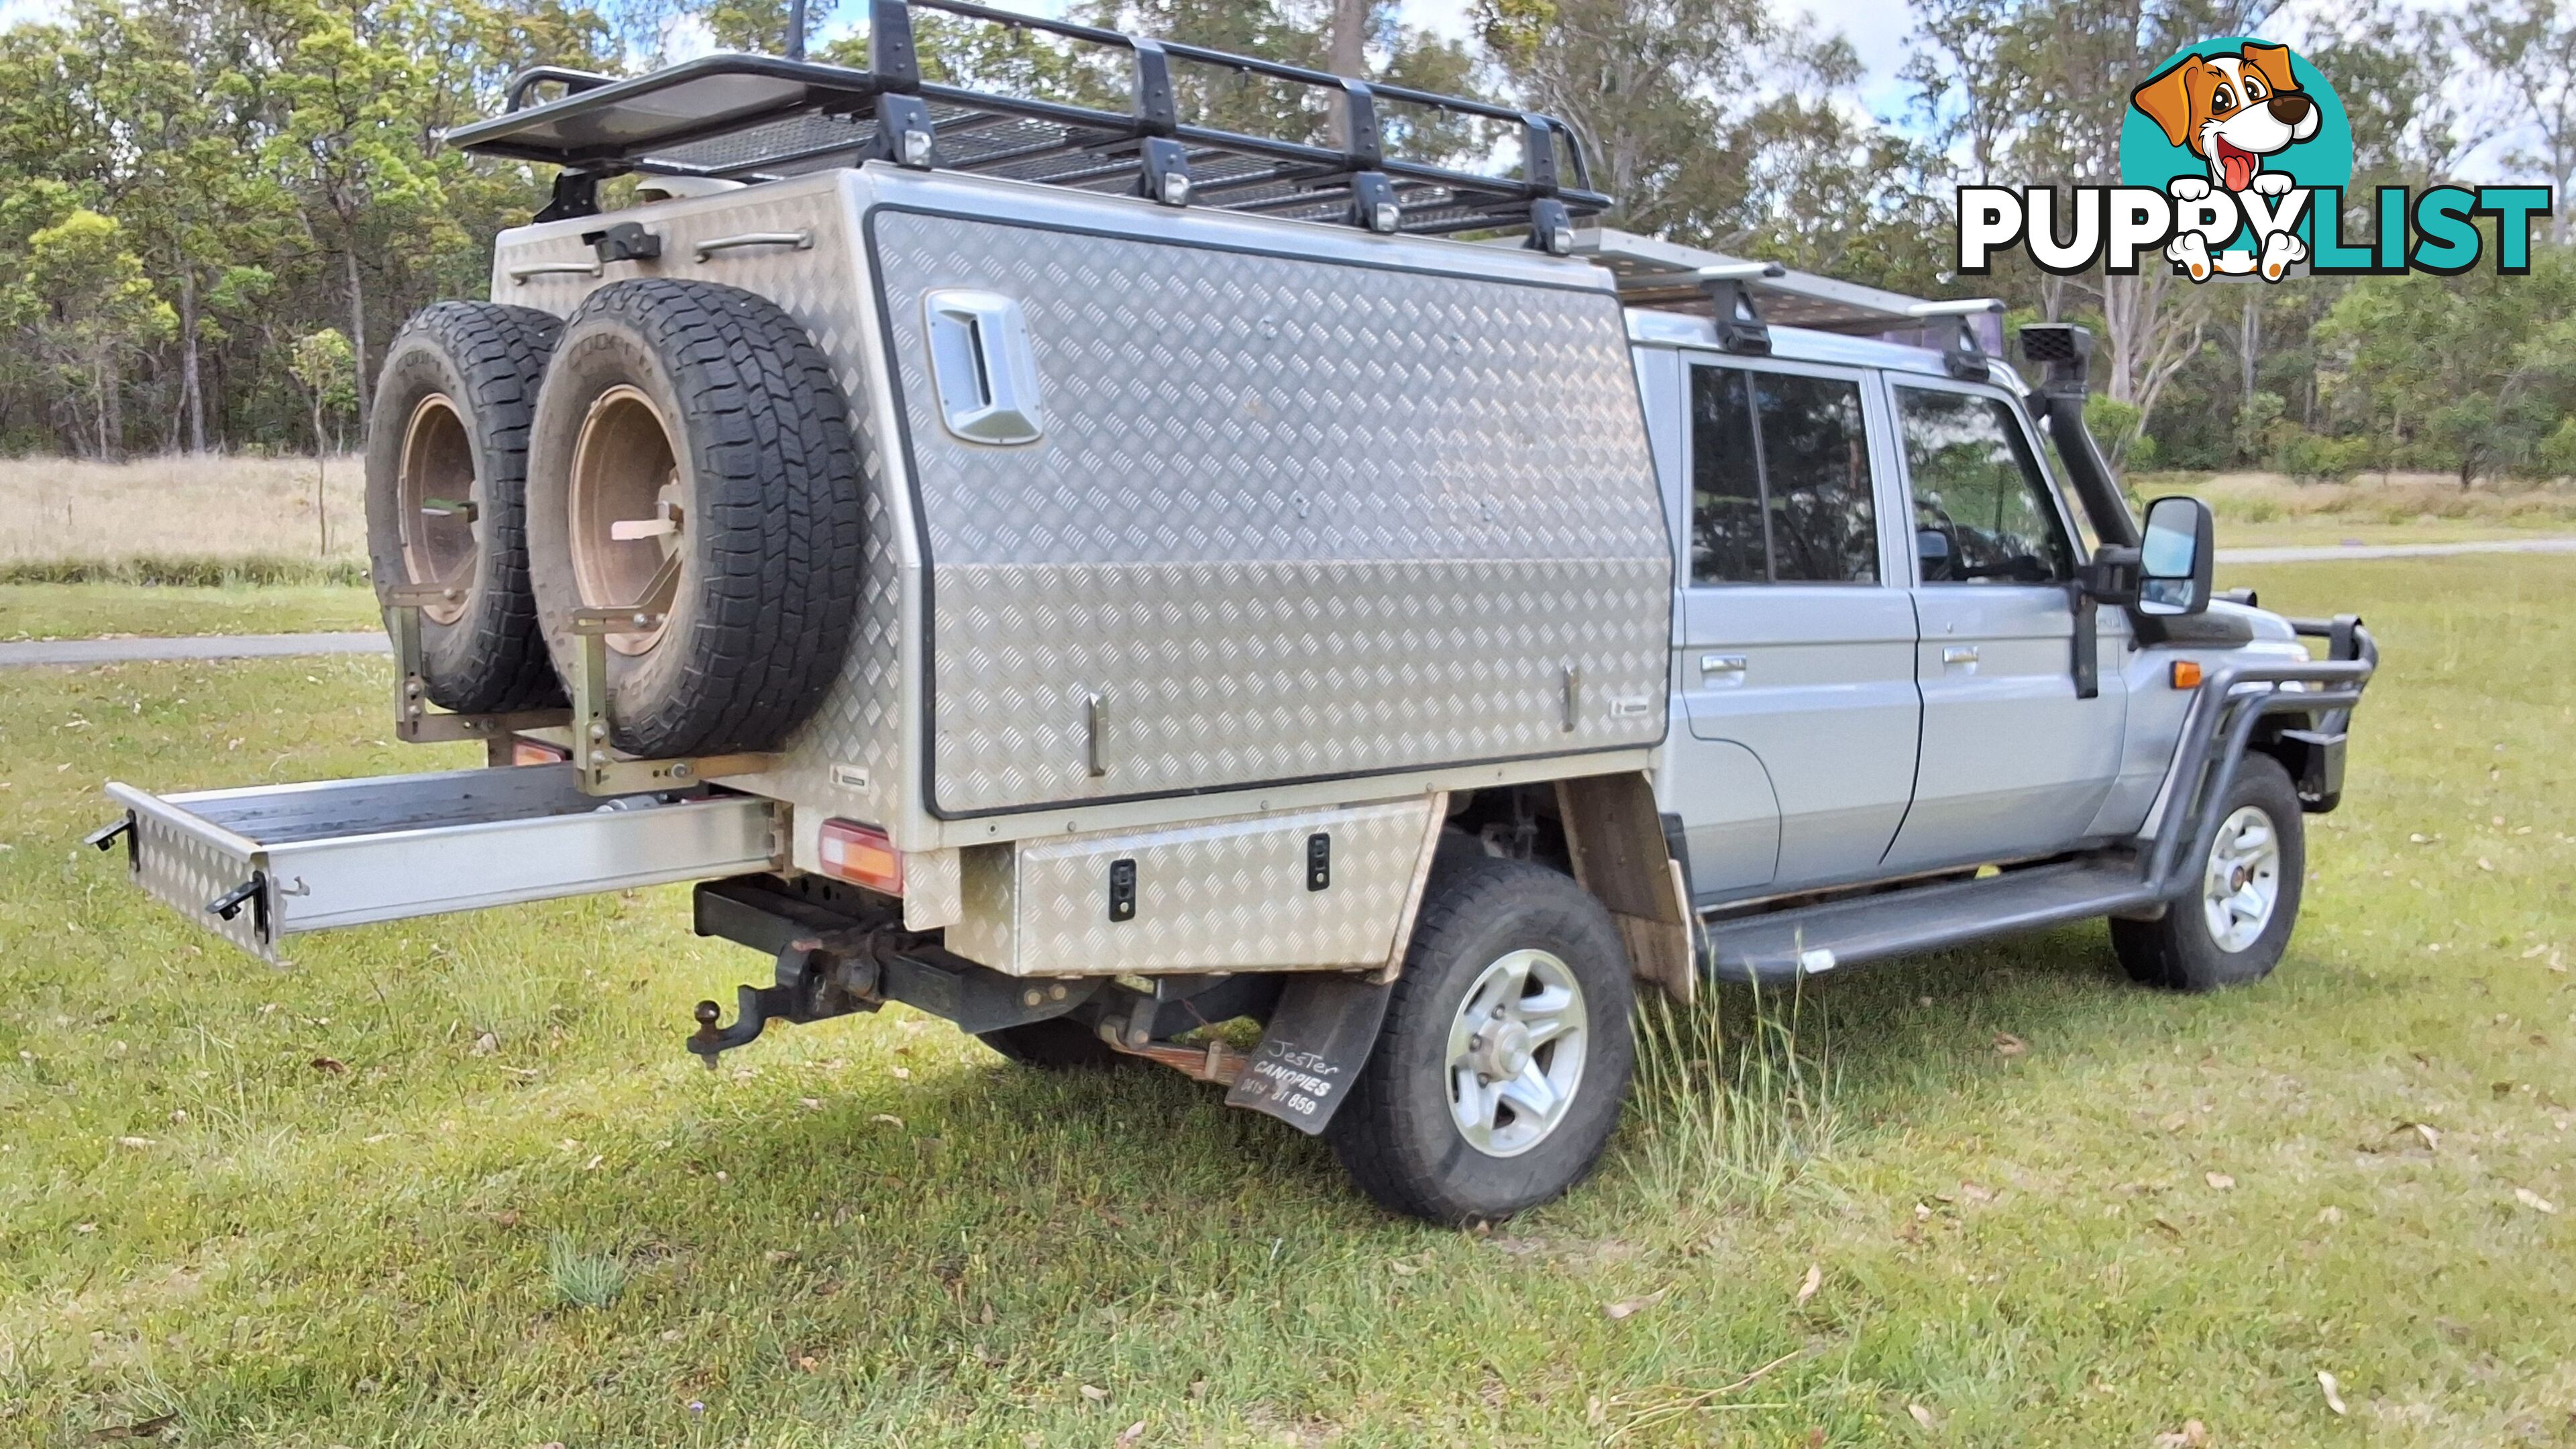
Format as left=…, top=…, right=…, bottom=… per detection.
left=1882, top=378, right=2127, bottom=871
left=1673, top=356, right=1920, bottom=900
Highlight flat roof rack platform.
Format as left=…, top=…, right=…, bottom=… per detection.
left=451, top=0, right=1608, bottom=245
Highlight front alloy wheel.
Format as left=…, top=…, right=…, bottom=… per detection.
left=2113, top=751, right=2306, bottom=991
left=2200, top=804, right=2282, bottom=952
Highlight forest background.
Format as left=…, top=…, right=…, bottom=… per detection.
left=2, top=0, right=2573, bottom=484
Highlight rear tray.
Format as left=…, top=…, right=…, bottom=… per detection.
left=101, top=763, right=781, bottom=960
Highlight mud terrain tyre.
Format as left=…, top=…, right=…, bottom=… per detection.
left=526, top=280, right=865, bottom=759
left=1326, top=855, right=1635, bottom=1224
left=2114, top=752, right=2306, bottom=991
left=364, top=302, right=566, bottom=713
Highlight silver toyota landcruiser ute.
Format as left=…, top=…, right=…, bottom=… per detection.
left=89, top=0, right=2376, bottom=1222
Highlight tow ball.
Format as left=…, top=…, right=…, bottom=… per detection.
left=687, top=928, right=888, bottom=1068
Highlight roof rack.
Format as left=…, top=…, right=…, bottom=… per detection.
left=451, top=0, right=1609, bottom=250
left=1574, top=228, right=2002, bottom=337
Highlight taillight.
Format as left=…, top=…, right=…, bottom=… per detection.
left=512, top=737, right=572, bottom=767
left=817, top=818, right=903, bottom=895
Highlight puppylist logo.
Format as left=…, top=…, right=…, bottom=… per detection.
left=1955, top=38, right=2555, bottom=282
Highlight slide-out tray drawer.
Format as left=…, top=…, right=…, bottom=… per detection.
left=101, top=763, right=780, bottom=960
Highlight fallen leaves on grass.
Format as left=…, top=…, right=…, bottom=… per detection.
left=1079, top=1383, right=1110, bottom=1403
left=2205, top=1172, right=2236, bottom=1191
left=1604, top=1289, right=1668, bottom=1320
left=2514, top=1187, right=2559, bottom=1215
left=2375, top=1121, right=2442, bottom=1152
left=309, top=1056, right=344, bottom=1074
left=2152, top=1420, right=2211, bottom=1448
left=1993, top=1032, right=2027, bottom=1057
left=2318, top=1371, right=2349, bottom=1415
left=1794, top=1263, right=1821, bottom=1307
left=1907, top=1401, right=1940, bottom=1428
left=1115, top=1421, right=1146, bottom=1448
left=869, top=1114, right=904, bottom=1128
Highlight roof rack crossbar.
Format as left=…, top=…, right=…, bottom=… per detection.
left=453, top=0, right=1608, bottom=240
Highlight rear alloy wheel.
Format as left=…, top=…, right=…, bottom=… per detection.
left=1326, top=855, right=1633, bottom=1223
left=364, top=303, right=566, bottom=713
left=2114, top=751, right=2306, bottom=991
left=1445, top=949, right=1589, bottom=1157
left=526, top=280, right=866, bottom=759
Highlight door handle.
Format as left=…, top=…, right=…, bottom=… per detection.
left=922, top=289, right=1044, bottom=445
left=1698, top=653, right=1747, bottom=678
left=1942, top=645, right=1980, bottom=666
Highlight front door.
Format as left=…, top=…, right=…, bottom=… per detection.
left=1883, top=379, right=2127, bottom=871
left=1672, top=358, right=1921, bottom=900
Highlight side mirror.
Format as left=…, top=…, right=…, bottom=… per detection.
left=2137, top=495, right=2215, bottom=616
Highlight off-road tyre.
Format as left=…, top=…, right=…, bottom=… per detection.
left=979, top=1018, right=1129, bottom=1071
left=525, top=280, right=865, bottom=759
left=2113, top=752, right=2306, bottom=991
left=1326, top=855, right=1635, bottom=1224
left=364, top=302, right=566, bottom=714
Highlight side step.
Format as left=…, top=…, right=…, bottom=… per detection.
left=1705, top=858, right=2161, bottom=986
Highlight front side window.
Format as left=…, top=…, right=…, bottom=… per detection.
left=1688, top=364, right=1878, bottom=586
left=1895, top=387, right=2075, bottom=585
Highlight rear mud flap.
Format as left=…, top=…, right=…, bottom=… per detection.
left=1224, top=973, right=1392, bottom=1134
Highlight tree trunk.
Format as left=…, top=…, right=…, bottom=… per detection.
left=179, top=264, right=207, bottom=454
left=1324, top=0, right=1368, bottom=148
left=343, top=241, right=371, bottom=419
left=99, top=352, right=123, bottom=462
left=1329, top=0, right=1367, bottom=78
left=2239, top=293, right=2257, bottom=413
left=313, top=400, right=329, bottom=556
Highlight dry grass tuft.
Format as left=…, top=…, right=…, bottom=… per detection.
left=0, top=452, right=364, bottom=568
left=2145, top=469, right=2576, bottom=528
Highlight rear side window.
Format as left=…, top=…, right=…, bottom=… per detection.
left=1894, top=386, right=2076, bottom=585
left=1688, top=364, right=1878, bottom=586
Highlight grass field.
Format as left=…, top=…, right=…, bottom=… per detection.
left=2, top=556, right=2573, bottom=1446
left=2138, top=470, right=2576, bottom=548
left=0, top=585, right=380, bottom=643
left=0, top=455, right=365, bottom=577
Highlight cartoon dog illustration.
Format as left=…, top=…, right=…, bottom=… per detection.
left=2131, top=42, right=2320, bottom=193
left=2133, top=42, right=2321, bottom=280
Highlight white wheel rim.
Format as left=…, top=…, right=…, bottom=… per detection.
left=1444, top=949, right=1587, bottom=1159
left=2200, top=804, right=2282, bottom=953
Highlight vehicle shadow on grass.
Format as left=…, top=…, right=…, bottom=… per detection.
left=653, top=918, right=2293, bottom=1250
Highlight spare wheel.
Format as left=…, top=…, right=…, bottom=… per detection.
left=525, top=280, right=865, bottom=759
left=364, top=302, right=566, bottom=713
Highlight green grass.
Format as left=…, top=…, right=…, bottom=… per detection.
left=0, top=583, right=378, bottom=643
left=2, top=558, right=2572, bottom=1446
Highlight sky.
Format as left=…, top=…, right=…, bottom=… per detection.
left=0, top=0, right=2502, bottom=170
